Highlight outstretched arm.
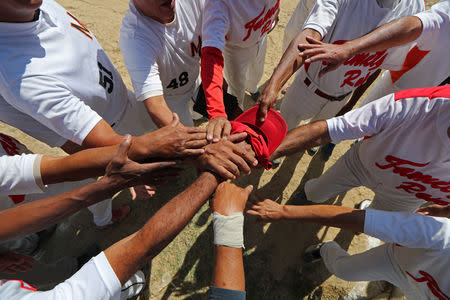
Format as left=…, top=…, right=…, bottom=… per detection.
left=256, top=29, right=322, bottom=122
left=298, top=16, right=423, bottom=76
left=269, top=120, right=330, bottom=160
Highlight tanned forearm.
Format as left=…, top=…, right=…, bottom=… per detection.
left=104, top=172, right=220, bottom=284
left=0, top=178, right=127, bottom=241
left=266, top=29, right=322, bottom=92
left=213, top=246, right=245, bottom=291
left=144, top=96, right=176, bottom=128
left=345, top=16, right=423, bottom=56
left=281, top=205, right=365, bottom=232
left=270, top=120, right=330, bottom=160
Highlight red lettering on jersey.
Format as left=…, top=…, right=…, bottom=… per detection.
left=0, top=133, right=20, bottom=156
left=340, top=70, right=361, bottom=87
left=243, top=0, right=280, bottom=42
left=394, top=85, right=450, bottom=101
left=190, top=35, right=202, bottom=57
left=389, top=45, right=430, bottom=83
left=375, top=155, right=449, bottom=205
left=8, top=195, right=25, bottom=205
left=66, top=11, right=93, bottom=40
left=406, top=271, right=449, bottom=300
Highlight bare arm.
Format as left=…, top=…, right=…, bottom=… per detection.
left=247, top=198, right=365, bottom=233
left=143, top=95, right=179, bottom=128
left=104, top=171, right=220, bottom=284
left=299, top=16, right=423, bottom=75
left=269, top=120, right=330, bottom=160
left=256, top=29, right=322, bottom=122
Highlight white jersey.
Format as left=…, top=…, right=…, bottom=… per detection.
left=120, top=0, right=204, bottom=104
left=365, top=209, right=450, bottom=299
left=202, top=0, right=280, bottom=50
left=0, top=134, right=43, bottom=200
left=0, top=0, right=130, bottom=147
left=301, top=0, right=424, bottom=97
left=0, top=252, right=121, bottom=300
left=381, top=0, right=450, bottom=89
left=327, top=86, right=450, bottom=207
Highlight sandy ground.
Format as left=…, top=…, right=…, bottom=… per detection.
left=0, top=0, right=437, bottom=299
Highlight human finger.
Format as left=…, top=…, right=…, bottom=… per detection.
left=234, top=144, right=258, bottom=167
left=243, top=185, right=254, bottom=196
left=129, top=186, right=137, bottom=200
left=222, top=157, right=240, bottom=178
left=305, top=36, right=324, bottom=45
left=186, top=126, right=207, bottom=134
left=214, top=165, right=236, bottom=180
left=206, top=122, right=215, bottom=141
left=228, top=132, right=247, bottom=143
left=116, top=135, right=132, bottom=162
left=182, top=148, right=205, bottom=156
left=222, top=121, right=232, bottom=138
left=228, top=152, right=251, bottom=175
left=213, top=121, right=225, bottom=142
left=257, top=100, right=269, bottom=123
left=185, top=140, right=208, bottom=149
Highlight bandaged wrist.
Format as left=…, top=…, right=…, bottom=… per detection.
left=213, top=212, right=244, bottom=248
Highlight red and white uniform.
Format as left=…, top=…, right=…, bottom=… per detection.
left=0, top=252, right=122, bottom=300
left=306, top=85, right=450, bottom=212
left=201, top=0, right=279, bottom=119
left=0, top=0, right=151, bottom=148
left=119, top=0, right=204, bottom=128
left=362, top=0, right=450, bottom=105
left=280, top=0, right=424, bottom=130
left=321, top=209, right=450, bottom=300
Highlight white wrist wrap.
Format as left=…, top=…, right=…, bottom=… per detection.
left=213, top=212, right=244, bottom=248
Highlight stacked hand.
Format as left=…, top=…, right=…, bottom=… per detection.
left=206, top=116, right=232, bottom=142
left=416, top=204, right=450, bottom=218
left=246, top=194, right=285, bottom=222
left=210, top=182, right=253, bottom=215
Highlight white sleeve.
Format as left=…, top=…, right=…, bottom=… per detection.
left=326, top=93, right=428, bottom=143
left=10, top=252, right=122, bottom=300
left=0, top=74, right=102, bottom=146
left=0, top=154, right=44, bottom=196
left=364, top=209, right=450, bottom=250
left=119, top=33, right=164, bottom=102
left=414, top=0, right=450, bottom=50
left=302, top=0, right=341, bottom=38
left=202, top=0, right=230, bottom=51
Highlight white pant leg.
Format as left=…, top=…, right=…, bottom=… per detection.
left=223, top=43, right=259, bottom=107
left=309, top=93, right=351, bottom=122
left=166, top=97, right=194, bottom=127
left=282, top=0, right=317, bottom=52
left=280, top=73, right=329, bottom=130
left=304, top=143, right=378, bottom=203
left=245, top=35, right=268, bottom=94
left=114, top=96, right=158, bottom=136
left=321, top=241, right=408, bottom=286
left=360, top=71, right=400, bottom=107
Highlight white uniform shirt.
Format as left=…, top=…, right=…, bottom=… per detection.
left=120, top=0, right=204, bottom=103
left=0, top=134, right=43, bottom=200
left=365, top=209, right=450, bottom=299
left=0, top=252, right=122, bottom=300
left=0, top=0, right=130, bottom=147
left=382, top=0, right=450, bottom=89
left=327, top=86, right=450, bottom=206
left=301, top=0, right=424, bottom=97
left=202, top=0, right=280, bottom=50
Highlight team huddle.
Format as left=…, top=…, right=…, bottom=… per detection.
left=0, top=0, right=448, bottom=299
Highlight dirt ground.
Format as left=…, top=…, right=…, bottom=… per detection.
left=0, top=0, right=437, bottom=299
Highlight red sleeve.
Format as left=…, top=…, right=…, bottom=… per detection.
left=201, top=46, right=227, bottom=119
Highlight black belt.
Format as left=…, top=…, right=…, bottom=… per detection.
left=304, top=78, right=351, bottom=101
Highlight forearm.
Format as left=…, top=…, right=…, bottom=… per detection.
left=345, top=16, right=423, bottom=56
left=213, top=246, right=245, bottom=291
left=281, top=205, right=365, bottom=232
left=81, top=119, right=124, bottom=149
left=270, top=120, right=330, bottom=160
left=0, top=178, right=126, bottom=241
left=266, top=29, right=321, bottom=92
left=144, top=96, right=175, bottom=128
left=104, top=171, right=220, bottom=284
left=40, top=145, right=120, bottom=185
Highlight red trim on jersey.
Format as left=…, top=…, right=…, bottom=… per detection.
left=394, top=85, right=450, bottom=101
left=0, top=133, right=21, bottom=156
left=0, top=280, right=37, bottom=292
left=8, top=195, right=25, bottom=205
left=389, top=46, right=430, bottom=83
left=406, top=271, right=449, bottom=300
left=201, top=46, right=227, bottom=119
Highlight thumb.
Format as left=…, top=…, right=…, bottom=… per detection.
left=305, top=35, right=323, bottom=45
left=170, top=113, right=180, bottom=127
left=244, top=185, right=254, bottom=197
left=228, top=132, right=248, bottom=143
left=117, top=135, right=132, bottom=161
left=258, top=103, right=268, bottom=123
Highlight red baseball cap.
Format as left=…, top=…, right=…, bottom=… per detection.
left=234, top=105, right=287, bottom=154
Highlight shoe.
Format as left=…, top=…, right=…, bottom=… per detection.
left=358, top=199, right=372, bottom=210
left=271, top=157, right=282, bottom=168
left=303, top=243, right=325, bottom=263
left=120, top=270, right=146, bottom=300
left=250, top=91, right=260, bottom=102
left=307, top=146, right=319, bottom=156
left=291, top=188, right=308, bottom=205
left=77, top=244, right=101, bottom=269
left=36, top=224, right=57, bottom=241
left=320, top=143, right=336, bottom=161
